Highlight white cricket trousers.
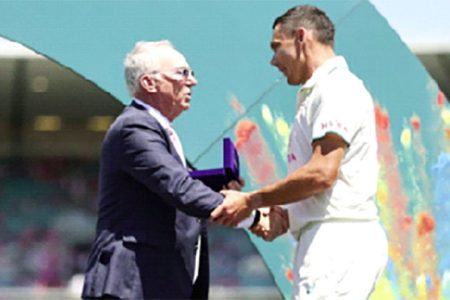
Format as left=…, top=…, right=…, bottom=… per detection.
left=292, top=220, right=388, bottom=300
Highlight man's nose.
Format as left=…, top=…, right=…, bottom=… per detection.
left=187, top=74, right=198, bottom=86
left=270, top=55, right=277, bottom=67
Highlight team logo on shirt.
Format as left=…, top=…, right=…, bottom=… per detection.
left=287, top=153, right=297, bottom=162
left=320, top=120, right=348, bottom=132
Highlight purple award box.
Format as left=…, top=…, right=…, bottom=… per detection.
left=189, top=138, right=240, bottom=191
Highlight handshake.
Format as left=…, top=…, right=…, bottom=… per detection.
left=194, top=138, right=288, bottom=240
left=210, top=188, right=289, bottom=242
left=250, top=206, right=289, bottom=241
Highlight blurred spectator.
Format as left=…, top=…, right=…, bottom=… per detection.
left=0, top=159, right=274, bottom=288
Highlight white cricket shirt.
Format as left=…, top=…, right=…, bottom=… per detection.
left=285, top=56, right=380, bottom=239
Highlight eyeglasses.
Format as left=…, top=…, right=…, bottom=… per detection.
left=174, top=67, right=195, bottom=80
left=153, top=67, right=195, bottom=81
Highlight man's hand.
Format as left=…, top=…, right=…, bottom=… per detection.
left=251, top=206, right=289, bottom=241
left=209, top=190, right=254, bottom=227
left=223, top=176, right=245, bottom=191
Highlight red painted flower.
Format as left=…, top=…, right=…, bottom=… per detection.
left=402, top=215, right=413, bottom=230
left=417, top=212, right=435, bottom=236
left=437, top=91, right=445, bottom=107
left=411, top=116, right=421, bottom=131
left=235, top=120, right=257, bottom=149
left=445, top=128, right=450, bottom=141
left=285, top=268, right=293, bottom=282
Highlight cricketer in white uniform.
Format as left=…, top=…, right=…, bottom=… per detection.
left=210, top=4, right=388, bottom=300
left=286, top=55, right=388, bottom=299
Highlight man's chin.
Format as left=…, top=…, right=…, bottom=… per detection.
left=286, top=78, right=296, bottom=85
left=287, top=77, right=301, bottom=86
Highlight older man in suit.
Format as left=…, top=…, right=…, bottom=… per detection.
left=82, top=40, right=248, bottom=300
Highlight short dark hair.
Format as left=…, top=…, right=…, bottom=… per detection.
left=273, top=5, right=335, bottom=47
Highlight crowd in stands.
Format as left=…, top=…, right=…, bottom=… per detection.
left=0, top=159, right=274, bottom=287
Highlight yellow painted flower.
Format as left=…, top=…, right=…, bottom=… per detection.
left=441, top=109, right=450, bottom=125
left=275, top=117, right=289, bottom=136
left=261, top=104, right=273, bottom=125
left=400, top=128, right=411, bottom=149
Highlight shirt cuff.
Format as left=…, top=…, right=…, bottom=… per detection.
left=235, top=210, right=259, bottom=229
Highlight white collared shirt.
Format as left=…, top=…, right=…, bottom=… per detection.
left=285, top=56, right=380, bottom=239
left=133, top=98, right=186, bottom=167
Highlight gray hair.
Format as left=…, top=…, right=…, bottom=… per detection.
left=124, top=40, right=174, bottom=96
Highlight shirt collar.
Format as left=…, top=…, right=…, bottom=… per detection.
left=133, top=98, right=171, bottom=130
left=303, top=56, right=348, bottom=89
left=296, top=56, right=348, bottom=106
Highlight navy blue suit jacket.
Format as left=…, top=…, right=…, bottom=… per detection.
left=82, top=101, right=223, bottom=299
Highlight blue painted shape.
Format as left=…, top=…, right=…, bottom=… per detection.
left=432, top=153, right=450, bottom=275
left=0, top=0, right=364, bottom=169
left=1, top=1, right=449, bottom=299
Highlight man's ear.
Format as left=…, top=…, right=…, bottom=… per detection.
left=140, top=74, right=158, bottom=93
left=295, top=27, right=305, bottom=44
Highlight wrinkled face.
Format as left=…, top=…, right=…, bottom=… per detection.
left=156, top=50, right=198, bottom=121
left=270, top=24, right=304, bottom=85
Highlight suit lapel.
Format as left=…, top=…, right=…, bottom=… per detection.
left=130, top=101, right=186, bottom=168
